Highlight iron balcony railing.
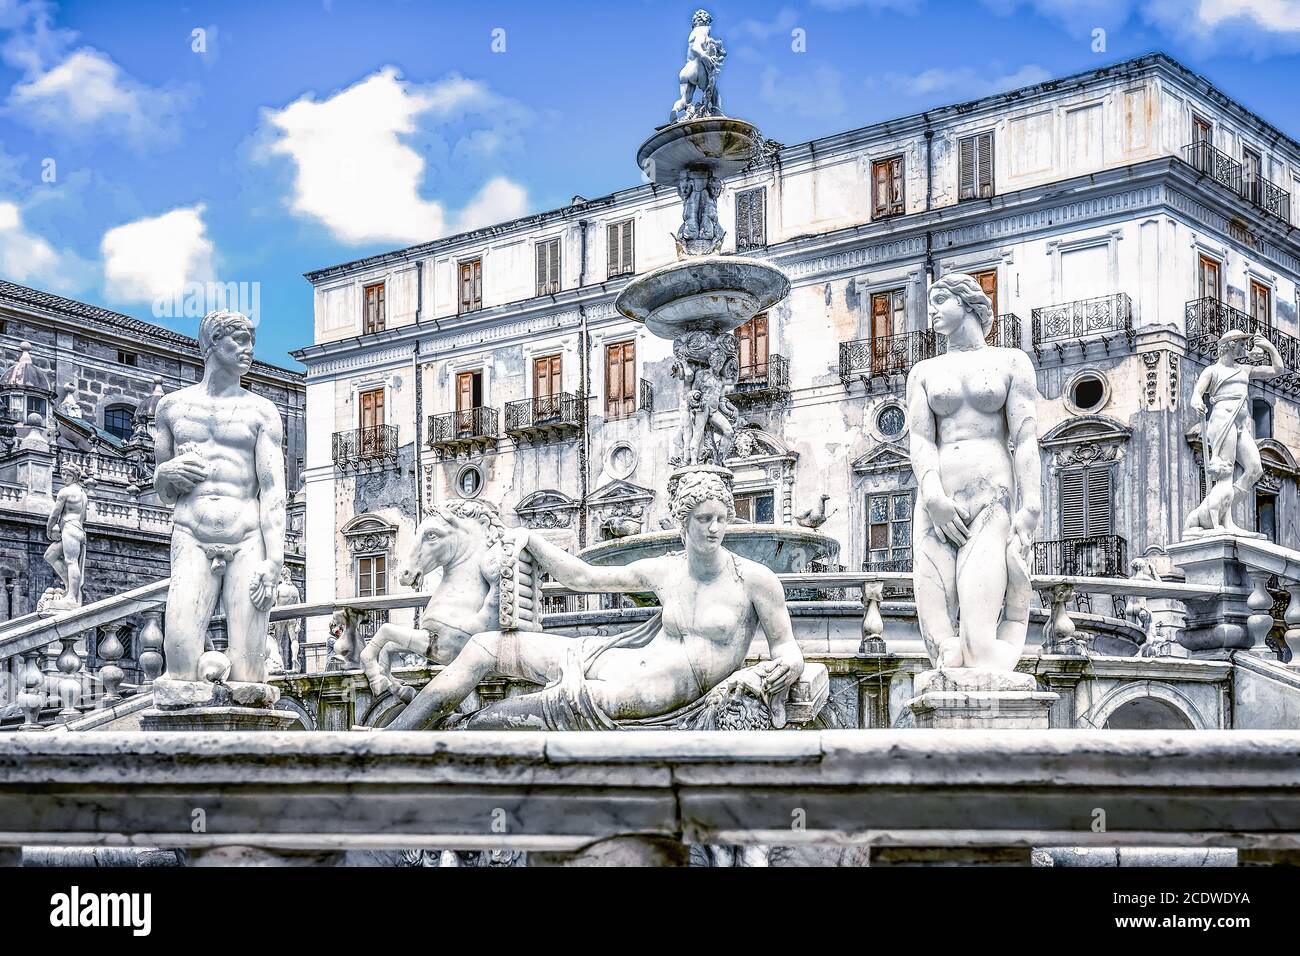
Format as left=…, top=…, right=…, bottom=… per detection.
left=1033, top=535, right=1128, bottom=579
left=987, top=313, right=1023, bottom=350
left=1185, top=297, right=1300, bottom=391
left=839, top=329, right=941, bottom=385
left=732, top=354, right=790, bottom=399
left=639, top=378, right=654, bottom=414
left=504, top=392, right=583, bottom=433
left=1031, top=293, right=1134, bottom=354
left=862, top=558, right=913, bottom=573
left=332, top=425, right=398, bottom=467
left=427, top=407, right=498, bottom=445
left=1181, top=142, right=1291, bottom=224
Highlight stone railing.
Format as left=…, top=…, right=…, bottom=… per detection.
left=5, top=730, right=1300, bottom=866
left=89, top=498, right=173, bottom=534
left=58, top=451, right=138, bottom=486
left=0, top=481, right=22, bottom=504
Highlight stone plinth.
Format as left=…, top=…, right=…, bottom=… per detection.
left=1168, top=534, right=1298, bottom=658
left=907, top=669, right=1058, bottom=730
left=140, top=706, right=299, bottom=732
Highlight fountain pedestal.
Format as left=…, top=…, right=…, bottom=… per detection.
left=907, top=669, right=1058, bottom=730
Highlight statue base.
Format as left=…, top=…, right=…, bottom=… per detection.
left=152, top=677, right=281, bottom=710
left=140, top=706, right=298, bottom=732
left=907, top=669, right=1057, bottom=730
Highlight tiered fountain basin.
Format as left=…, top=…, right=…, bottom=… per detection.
left=614, top=255, right=789, bottom=338
left=580, top=524, right=835, bottom=574
left=636, top=116, right=762, bottom=185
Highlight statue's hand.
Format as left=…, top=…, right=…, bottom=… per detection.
left=753, top=658, right=800, bottom=699
left=924, top=492, right=971, bottom=546
left=156, top=454, right=207, bottom=495
left=249, top=560, right=281, bottom=611
left=1008, top=507, right=1037, bottom=556
left=1191, top=394, right=1206, bottom=414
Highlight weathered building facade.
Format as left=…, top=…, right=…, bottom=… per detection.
left=295, top=54, right=1300, bottom=643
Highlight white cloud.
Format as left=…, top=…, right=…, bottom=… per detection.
left=101, top=205, right=215, bottom=304
left=758, top=63, right=847, bottom=118
left=984, top=0, right=1300, bottom=49
left=883, top=64, right=1053, bottom=100
left=735, top=7, right=801, bottom=40
left=1188, top=0, right=1300, bottom=31
left=0, top=199, right=91, bottom=293
left=259, top=67, right=530, bottom=245
left=809, top=0, right=920, bottom=10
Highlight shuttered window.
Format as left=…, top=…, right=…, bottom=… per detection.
left=872, top=155, right=905, bottom=218
left=458, top=259, right=482, bottom=314
left=359, top=388, right=384, bottom=430
left=363, top=282, right=386, bottom=334
left=605, top=341, right=636, bottom=420
left=536, top=238, right=561, bottom=296
left=607, top=220, right=634, bottom=278
left=1198, top=255, right=1221, bottom=301
left=735, top=313, right=769, bottom=378
left=735, top=187, right=766, bottom=250
left=958, top=131, right=994, bottom=201
left=1251, top=281, right=1272, bottom=328
left=357, top=555, right=387, bottom=598
left=1059, top=469, right=1112, bottom=539
left=533, top=354, right=562, bottom=399
left=456, top=371, right=483, bottom=413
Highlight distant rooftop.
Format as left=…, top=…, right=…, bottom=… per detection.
left=0, top=280, right=303, bottom=383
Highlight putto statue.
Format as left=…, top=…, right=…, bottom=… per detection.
left=269, top=568, right=301, bottom=673
left=40, top=460, right=89, bottom=614
left=672, top=331, right=739, bottom=466
left=151, top=310, right=287, bottom=709
left=672, top=9, right=726, bottom=122
left=1184, top=329, right=1284, bottom=539
left=907, top=274, right=1042, bottom=672
left=676, top=171, right=725, bottom=256
left=379, top=469, right=810, bottom=731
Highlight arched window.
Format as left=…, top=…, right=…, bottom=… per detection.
left=104, top=405, right=134, bottom=441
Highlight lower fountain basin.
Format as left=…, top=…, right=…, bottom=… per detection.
left=614, top=255, right=790, bottom=338
left=580, top=525, right=836, bottom=574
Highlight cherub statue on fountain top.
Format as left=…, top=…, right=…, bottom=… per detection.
left=672, top=9, right=727, bottom=122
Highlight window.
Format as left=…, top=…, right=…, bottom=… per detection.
left=1068, top=372, right=1109, bottom=413
left=363, top=282, right=386, bottom=334
left=735, top=313, right=769, bottom=379
left=456, top=464, right=484, bottom=499
left=25, top=395, right=46, bottom=421
left=116, top=350, right=138, bottom=367
left=1257, top=492, right=1278, bottom=543
left=456, top=370, right=483, bottom=413
left=1198, top=255, right=1222, bottom=300
left=1243, top=146, right=1262, bottom=203
left=356, top=554, right=387, bottom=599
left=872, top=155, right=905, bottom=218
left=536, top=238, right=561, bottom=296
left=1250, top=281, right=1272, bottom=328
left=104, top=405, right=134, bottom=441
left=604, top=341, right=636, bottom=420
left=1059, top=468, right=1112, bottom=538
left=958, top=131, right=994, bottom=201
left=1192, top=115, right=1213, bottom=146
left=458, top=259, right=482, bottom=314
left=973, top=269, right=999, bottom=317
left=734, top=490, right=775, bottom=524
left=735, top=187, right=766, bottom=250
left=1253, top=399, right=1273, bottom=439
left=867, top=492, right=912, bottom=570
left=870, top=289, right=905, bottom=340
left=607, top=219, right=634, bottom=278
left=358, top=388, right=384, bottom=431
left=533, top=354, right=563, bottom=420
left=876, top=403, right=906, bottom=438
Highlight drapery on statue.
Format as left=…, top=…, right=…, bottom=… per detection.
left=672, top=331, right=739, bottom=466
left=373, top=469, right=818, bottom=731
left=907, top=273, right=1042, bottom=672
left=151, top=310, right=286, bottom=706
left=40, top=460, right=89, bottom=613
left=1184, top=329, right=1284, bottom=539
left=672, top=9, right=726, bottom=122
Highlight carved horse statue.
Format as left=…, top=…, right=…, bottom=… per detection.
left=359, top=501, right=541, bottom=703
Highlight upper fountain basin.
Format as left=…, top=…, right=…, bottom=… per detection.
left=614, top=254, right=790, bottom=339
left=580, top=524, right=836, bottom=575
left=637, top=117, right=762, bottom=185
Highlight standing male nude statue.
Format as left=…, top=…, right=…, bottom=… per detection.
left=42, top=460, right=89, bottom=612
left=151, top=310, right=286, bottom=703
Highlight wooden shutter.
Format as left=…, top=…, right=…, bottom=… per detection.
left=735, top=314, right=768, bottom=374
left=872, top=157, right=903, bottom=216
left=1251, top=281, right=1271, bottom=328
left=607, top=224, right=619, bottom=276
left=736, top=188, right=765, bottom=249
left=607, top=220, right=634, bottom=277
left=1193, top=116, right=1212, bottom=145
left=975, top=269, right=998, bottom=318
left=605, top=341, right=635, bottom=419
left=359, top=388, right=384, bottom=430
left=1199, top=256, right=1221, bottom=301
left=534, top=354, right=561, bottom=399
left=456, top=371, right=475, bottom=413
left=536, top=242, right=547, bottom=295
left=976, top=132, right=994, bottom=198
left=459, top=260, right=481, bottom=313
left=959, top=136, right=976, bottom=200
left=364, top=283, right=385, bottom=333
left=959, top=133, right=994, bottom=201
left=1060, top=469, right=1112, bottom=538
left=549, top=240, right=560, bottom=292
left=621, top=221, right=633, bottom=274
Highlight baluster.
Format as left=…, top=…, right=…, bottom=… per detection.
left=18, top=650, right=45, bottom=731
left=97, top=624, right=127, bottom=704
left=137, top=611, right=165, bottom=687
left=54, top=634, right=83, bottom=719
left=858, top=581, right=886, bottom=655
left=1043, top=584, right=1083, bottom=655
left=1284, top=585, right=1300, bottom=662
left=1245, top=572, right=1274, bottom=658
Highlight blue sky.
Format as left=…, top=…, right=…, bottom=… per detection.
left=3, top=0, right=1300, bottom=369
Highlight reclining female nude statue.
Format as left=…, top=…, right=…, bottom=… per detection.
left=378, top=468, right=807, bottom=731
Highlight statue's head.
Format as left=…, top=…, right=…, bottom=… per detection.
left=670, top=468, right=735, bottom=552
left=59, top=460, right=83, bottom=482
left=401, top=500, right=505, bottom=588
left=198, top=310, right=256, bottom=375
left=1207, top=456, right=1233, bottom=481
left=692, top=9, right=713, bottom=27
left=1217, top=329, right=1252, bottom=359
left=928, top=273, right=994, bottom=339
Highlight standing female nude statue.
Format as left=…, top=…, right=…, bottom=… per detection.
left=907, top=273, right=1042, bottom=672
left=383, top=468, right=803, bottom=731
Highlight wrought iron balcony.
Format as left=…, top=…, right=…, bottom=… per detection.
left=1030, top=293, right=1134, bottom=357
left=1181, top=142, right=1292, bottom=224
left=505, top=392, right=583, bottom=440
left=639, top=378, right=654, bottom=414
left=427, top=407, right=498, bottom=456
left=1032, top=535, right=1128, bottom=579
left=1184, top=297, right=1300, bottom=392
left=987, top=313, right=1024, bottom=350
left=729, top=354, right=790, bottom=403
left=839, top=330, right=941, bottom=386
left=332, top=425, right=398, bottom=468
left=862, top=558, right=913, bottom=573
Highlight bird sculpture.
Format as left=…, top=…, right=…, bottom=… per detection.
left=795, top=494, right=835, bottom=530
